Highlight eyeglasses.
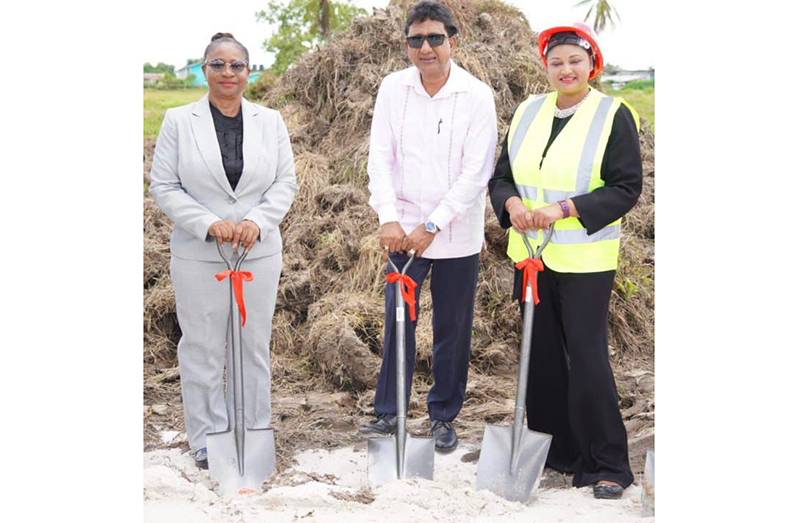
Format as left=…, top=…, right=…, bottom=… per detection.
left=406, top=34, right=448, bottom=49
left=205, top=59, right=249, bottom=74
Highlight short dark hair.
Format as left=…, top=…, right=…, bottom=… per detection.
left=203, top=32, right=250, bottom=64
left=404, top=1, right=458, bottom=37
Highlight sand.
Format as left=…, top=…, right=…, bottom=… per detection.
left=144, top=438, right=652, bottom=523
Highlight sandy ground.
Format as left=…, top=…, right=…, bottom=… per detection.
left=144, top=437, right=653, bottom=523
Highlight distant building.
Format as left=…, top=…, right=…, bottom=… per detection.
left=177, top=61, right=265, bottom=86
left=143, top=73, right=164, bottom=84
left=603, top=69, right=655, bottom=90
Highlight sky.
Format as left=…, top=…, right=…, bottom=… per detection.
left=141, top=0, right=654, bottom=71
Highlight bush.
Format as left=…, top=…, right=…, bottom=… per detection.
left=623, top=79, right=654, bottom=90
left=244, top=70, right=280, bottom=102
left=144, top=73, right=198, bottom=90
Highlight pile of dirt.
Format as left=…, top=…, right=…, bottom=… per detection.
left=143, top=0, right=654, bottom=470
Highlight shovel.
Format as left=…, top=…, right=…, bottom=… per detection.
left=368, top=252, right=435, bottom=487
left=207, top=242, right=276, bottom=495
left=475, top=224, right=555, bottom=502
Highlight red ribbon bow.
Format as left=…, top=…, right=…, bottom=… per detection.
left=515, top=257, right=545, bottom=305
left=215, top=270, right=254, bottom=326
left=386, top=272, right=418, bottom=322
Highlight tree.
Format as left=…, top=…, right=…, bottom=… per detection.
left=143, top=62, right=175, bottom=75
left=574, top=0, right=621, bottom=34
left=256, top=0, right=366, bottom=75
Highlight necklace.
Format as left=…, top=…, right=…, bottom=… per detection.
left=554, top=89, right=591, bottom=119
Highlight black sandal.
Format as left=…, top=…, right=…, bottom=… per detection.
left=593, top=482, right=623, bottom=499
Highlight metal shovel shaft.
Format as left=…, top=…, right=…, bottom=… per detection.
left=510, top=227, right=554, bottom=474
left=390, top=255, right=414, bottom=479
left=219, top=243, right=248, bottom=476
left=510, top=277, right=535, bottom=474
left=231, top=284, right=245, bottom=475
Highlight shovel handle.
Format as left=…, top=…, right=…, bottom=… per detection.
left=217, top=241, right=249, bottom=271
left=520, top=223, right=555, bottom=260
left=387, top=250, right=416, bottom=275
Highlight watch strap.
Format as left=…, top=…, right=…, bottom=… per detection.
left=557, top=200, right=570, bottom=219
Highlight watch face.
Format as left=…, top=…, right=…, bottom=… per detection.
left=425, top=222, right=436, bottom=233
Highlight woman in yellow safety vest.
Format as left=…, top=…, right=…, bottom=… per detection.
left=488, top=22, right=642, bottom=500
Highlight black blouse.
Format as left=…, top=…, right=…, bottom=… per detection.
left=210, top=102, right=244, bottom=191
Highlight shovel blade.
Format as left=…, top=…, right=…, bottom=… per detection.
left=475, top=424, right=552, bottom=502
left=367, top=434, right=434, bottom=487
left=207, top=427, right=275, bottom=495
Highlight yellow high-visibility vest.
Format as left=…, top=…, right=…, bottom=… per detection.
left=506, top=89, right=639, bottom=272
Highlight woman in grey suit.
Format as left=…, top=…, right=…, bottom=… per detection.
left=149, top=33, right=298, bottom=469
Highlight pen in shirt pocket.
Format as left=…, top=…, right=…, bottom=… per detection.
left=438, top=118, right=443, bottom=134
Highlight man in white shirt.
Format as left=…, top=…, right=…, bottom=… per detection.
left=360, top=0, right=498, bottom=453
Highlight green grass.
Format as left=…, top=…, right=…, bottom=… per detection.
left=607, top=86, right=654, bottom=133
left=143, top=88, right=207, bottom=140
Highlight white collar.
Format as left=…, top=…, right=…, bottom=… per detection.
left=403, top=60, right=470, bottom=98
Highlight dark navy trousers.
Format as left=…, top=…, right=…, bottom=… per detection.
left=374, top=252, right=480, bottom=422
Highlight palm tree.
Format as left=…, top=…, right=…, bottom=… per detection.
left=574, top=0, right=621, bottom=34
left=318, top=0, right=331, bottom=39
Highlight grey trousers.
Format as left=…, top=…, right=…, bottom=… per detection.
left=170, top=251, right=281, bottom=452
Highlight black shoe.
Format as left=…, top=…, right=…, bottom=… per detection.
left=593, top=482, right=623, bottom=499
left=430, top=419, right=458, bottom=453
left=359, top=414, right=397, bottom=435
left=195, top=447, right=208, bottom=470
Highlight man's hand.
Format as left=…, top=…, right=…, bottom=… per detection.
left=208, top=220, right=236, bottom=244
left=233, top=220, right=260, bottom=252
left=505, top=196, right=534, bottom=233
left=402, top=223, right=436, bottom=258
left=379, top=222, right=406, bottom=261
left=531, top=203, right=565, bottom=230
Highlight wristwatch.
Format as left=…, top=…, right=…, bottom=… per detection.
left=425, top=220, right=439, bottom=234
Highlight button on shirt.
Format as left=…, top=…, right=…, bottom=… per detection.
left=367, top=61, right=498, bottom=259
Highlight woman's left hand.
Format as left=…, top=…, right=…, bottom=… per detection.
left=233, top=220, right=261, bottom=252
left=531, top=204, right=565, bottom=229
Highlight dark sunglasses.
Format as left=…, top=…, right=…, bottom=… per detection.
left=406, top=34, right=448, bottom=49
left=205, top=59, right=249, bottom=74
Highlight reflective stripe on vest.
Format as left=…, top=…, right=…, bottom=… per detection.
left=509, top=94, right=547, bottom=165
left=523, top=223, right=620, bottom=245
left=505, top=91, right=628, bottom=272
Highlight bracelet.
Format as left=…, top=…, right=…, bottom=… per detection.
left=557, top=200, right=570, bottom=219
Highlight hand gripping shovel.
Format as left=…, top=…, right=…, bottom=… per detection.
left=207, top=242, right=275, bottom=495
left=475, top=225, right=555, bottom=502
left=368, top=252, right=435, bottom=487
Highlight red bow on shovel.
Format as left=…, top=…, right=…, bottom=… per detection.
left=386, top=272, right=418, bottom=321
left=215, top=270, right=253, bottom=326
left=515, top=257, right=545, bottom=305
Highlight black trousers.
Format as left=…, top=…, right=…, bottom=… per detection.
left=515, top=265, right=634, bottom=488
left=374, top=252, right=480, bottom=422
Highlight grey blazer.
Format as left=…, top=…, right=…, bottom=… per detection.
left=149, top=94, right=298, bottom=261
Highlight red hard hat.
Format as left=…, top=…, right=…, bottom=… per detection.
left=538, top=22, right=604, bottom=80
